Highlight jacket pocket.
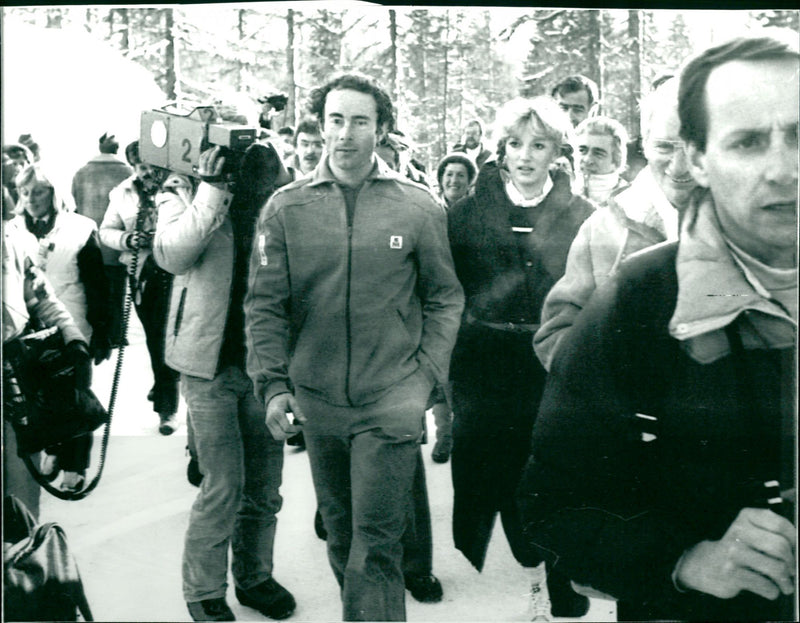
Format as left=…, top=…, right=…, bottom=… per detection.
left=173, top=288, right=187, bottom=336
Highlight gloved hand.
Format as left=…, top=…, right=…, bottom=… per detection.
left=66, top=340, right=92, bottom=390
left=89, top=331, right=112, bottom=365
left=125, top=230, right=153, bottom=249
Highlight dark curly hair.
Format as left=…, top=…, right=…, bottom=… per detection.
left=307, top=72, right=394, bottom=131
left=294, top=117, right=321, bottom=143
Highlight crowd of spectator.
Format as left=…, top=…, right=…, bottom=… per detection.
left=3, top=27, right=796, bottom=623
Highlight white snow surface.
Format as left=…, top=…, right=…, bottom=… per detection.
left=40, top=315, right=616, bottom=622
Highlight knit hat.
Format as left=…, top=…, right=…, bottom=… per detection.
left=436, top=152, right=477, bottom=188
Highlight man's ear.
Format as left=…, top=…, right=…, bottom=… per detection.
left=686, top=142, right=710, bottom=188
left=376, top=123, right=388, bottom=144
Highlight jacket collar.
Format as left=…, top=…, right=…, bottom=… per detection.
left=474, top=160, right=572, bottom=208
left=668, top=190, right=796, bottom=358
left=502, top=169, right=553, bottom=207
left=89, top=154, right=126, bottom=164
left=610, top=166, right=679, bottom=241
left=306, top=155, right=399, bottom=188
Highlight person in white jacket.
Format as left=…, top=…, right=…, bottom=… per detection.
left=100, top=141, right=180, bottom=435
left=9, top=163, right=108, bottom=492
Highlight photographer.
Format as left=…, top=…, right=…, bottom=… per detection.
left=100, top=142, right=180, bottom=436
left=152, top=121, right=295, bottom=619
left=3, top=185, right=91, bottom=515
left=6, top=163, right=109, bottom=493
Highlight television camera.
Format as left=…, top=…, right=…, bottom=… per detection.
left=139, top=105, right=258, bottom=179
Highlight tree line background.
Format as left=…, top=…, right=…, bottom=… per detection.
left=5, top=4, right=798, bottom=173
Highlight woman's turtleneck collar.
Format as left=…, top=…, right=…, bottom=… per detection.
left=500, top=168, right=553, bottom=208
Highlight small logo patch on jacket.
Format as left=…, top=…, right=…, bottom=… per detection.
left=390, top=235, right=403, bottom=249
left=258, top=234, right=268, bottom=265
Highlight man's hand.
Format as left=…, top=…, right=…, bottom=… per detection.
left=675, top=507, right=796, bottom=600
left=197, top=145, right=227, bottom=187
left=265, top=392, right=306, bottom=441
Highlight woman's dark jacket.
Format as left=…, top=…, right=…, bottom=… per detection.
left=447, top=162, right=594, bottom=570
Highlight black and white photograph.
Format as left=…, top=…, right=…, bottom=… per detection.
left=2, top=3, right=798, bottom=622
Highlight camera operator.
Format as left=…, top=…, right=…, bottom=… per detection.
left=100, top=142, right=181, bottom=436
left=152, top=127, right=296, bottom=620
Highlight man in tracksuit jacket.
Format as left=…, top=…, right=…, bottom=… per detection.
left=244, top=73, right=464, bottom=622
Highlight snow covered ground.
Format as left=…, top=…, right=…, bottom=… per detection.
left=40, top=315, right=616, bottom=622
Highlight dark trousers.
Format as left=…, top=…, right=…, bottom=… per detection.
left=104, top=264, right=128, bottom=348
left=132, top=257, right=179, bottom=416
left=401, top=450, right=432, bottom=577
left=299, top=369, right=430, bottom=621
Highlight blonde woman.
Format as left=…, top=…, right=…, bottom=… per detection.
left=447, top=96, right=595, bottom=619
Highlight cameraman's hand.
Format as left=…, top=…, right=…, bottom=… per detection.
left=265, top=392, right=306, bottom=441
left=198, top=145, right=227, bottom=188
left=674, top=507, right=796, bottom=600
left=126, top=230, right=153, bottom=250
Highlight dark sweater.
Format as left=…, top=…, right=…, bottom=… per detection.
left=448, top=163, right=594, bottom=325
left=219, top=193, right=263, bottom=371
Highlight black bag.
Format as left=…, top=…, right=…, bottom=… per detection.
left=3, top=495, right=93, bottom=621
left=3, top=327, right=108, bottom=455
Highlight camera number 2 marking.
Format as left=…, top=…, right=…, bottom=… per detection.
left=181, top=138, right=193, bottom=164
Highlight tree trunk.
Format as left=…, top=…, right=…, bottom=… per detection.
left=441, top=12, right=450, bottom=159
left=628, top=9, right=642, bottom=136
left=236, top=9, right=245, bottom=91
left=389, top=9, right=398, bottom=104
left=164, top=8, right=177, bottom=101
left=46, top=9, right=62, bottom=28
left=287, top=8, right=296, bottom=127
left=587, top=9, right=602, bottom=112
left=119, top=8, right=129, bottom=51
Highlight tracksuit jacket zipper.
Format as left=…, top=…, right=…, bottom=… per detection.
left=345, top=221, right=354, bottom=406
